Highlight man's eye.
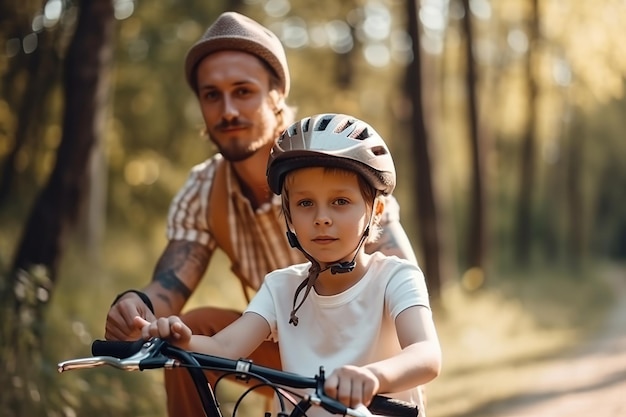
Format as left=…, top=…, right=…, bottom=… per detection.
left=203, top=91, right=219, bottom=100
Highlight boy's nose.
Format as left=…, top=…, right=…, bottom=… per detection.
left=314, top=216, right=332, bottom=226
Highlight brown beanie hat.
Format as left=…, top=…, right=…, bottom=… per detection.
left=184, top=12, right=290, bottom=96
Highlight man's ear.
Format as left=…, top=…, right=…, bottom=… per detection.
left=269, top=90, right=285, bottom=114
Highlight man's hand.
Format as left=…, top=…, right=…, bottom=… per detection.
left=105, top=292, right=157, bottom=341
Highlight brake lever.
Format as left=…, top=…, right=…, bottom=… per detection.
left=58, top=338, right=170, bottom=372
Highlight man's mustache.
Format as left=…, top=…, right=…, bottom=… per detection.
left=215, top=118, right=250, bottom=130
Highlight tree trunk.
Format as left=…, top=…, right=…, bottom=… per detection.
left=404, top=0, right=444, bottom=298
left=514, top=0, right=540, bottom=267
left=12, top=0, right=115, bottom=281
left=2, top=1, right=115, bottom=412
left=1, top=1, right=115, bottom=414
left=566, top=116, right=585, bottom=267
left=461, top=0, right=488, bottom=276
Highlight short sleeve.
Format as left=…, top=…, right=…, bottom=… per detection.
left=245, top=279, right=279, bottom=342
left=166, top=158, right=218, bottom=248
left=385, top=262, right=430, bottom=319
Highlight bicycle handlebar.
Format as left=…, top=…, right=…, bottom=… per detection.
left=58, top=338, right=419, bottom=417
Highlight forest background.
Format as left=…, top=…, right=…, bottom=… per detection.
left=1, top=0, right=625, bottom=416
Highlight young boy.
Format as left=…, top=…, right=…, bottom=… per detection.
left=135, top=114, right=441, bottom=415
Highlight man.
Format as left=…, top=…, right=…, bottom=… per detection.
left=104, top=11, right=418, bottom=417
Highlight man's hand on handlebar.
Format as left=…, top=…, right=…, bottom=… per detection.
left=105, top=293, right=157, bottom=341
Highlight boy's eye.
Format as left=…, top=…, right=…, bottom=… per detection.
left=297, top=200, right=313, bottom=207
left=235, top=87, right=252, bottom=97
left=333, top=198, right=350, bottom=206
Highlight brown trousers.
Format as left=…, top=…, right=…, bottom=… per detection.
left=164, top=307, right=281, bottom=417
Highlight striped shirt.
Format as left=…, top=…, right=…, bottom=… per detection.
left=166, top=154, right=401, bottom=295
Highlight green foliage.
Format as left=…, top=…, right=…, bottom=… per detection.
left=0, top=265, right=60, bottom=417
left=0, top=262, right=166, bottom=417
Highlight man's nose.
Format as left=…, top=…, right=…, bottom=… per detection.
left=222, top=95, right=239, bottom=120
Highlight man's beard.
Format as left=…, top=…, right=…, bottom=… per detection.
left=210, top=119, right=268, bottom=162
left=214, top=141, right=258, bottom=162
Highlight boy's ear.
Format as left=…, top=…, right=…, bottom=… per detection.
left=374, top=197, right=385, bottom=218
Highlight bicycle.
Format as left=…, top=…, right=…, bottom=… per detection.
left=58, top=337, right=420, bottom=417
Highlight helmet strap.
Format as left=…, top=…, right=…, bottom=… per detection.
left=284, top=221, right=323, bottom=326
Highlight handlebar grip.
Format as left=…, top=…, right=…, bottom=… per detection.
left=91, top=339, right=145, bottom=358
left=369, top=396, right=419, bottom=417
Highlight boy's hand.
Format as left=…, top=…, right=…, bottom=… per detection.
left=133, top=316, right=192, bottom=349
left=324, top=365, right=380, bottom=408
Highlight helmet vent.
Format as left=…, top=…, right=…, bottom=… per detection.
left=350, top=126, right=372, bottom=141
left=316, top=115, right=333, bottom=131
left=287, top=123, right=299, bottom=136
left=334, top=117, right=355, bottom=133
left=302, top=118, right=311, bottom=132
left=371, top=145, right=388, bottom=155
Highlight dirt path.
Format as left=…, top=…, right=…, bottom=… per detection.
left=475, top=267, right=626, bottom=416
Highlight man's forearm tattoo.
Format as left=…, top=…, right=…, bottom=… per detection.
left=152, top=241, right=210, bottom=306
left=154, top=270, right=192, bottom=301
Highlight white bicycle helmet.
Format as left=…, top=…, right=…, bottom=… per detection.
left=267, top=113, right=396, bottom=196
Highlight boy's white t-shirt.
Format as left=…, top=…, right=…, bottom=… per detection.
left=245, top=252, right=431, bottom=416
